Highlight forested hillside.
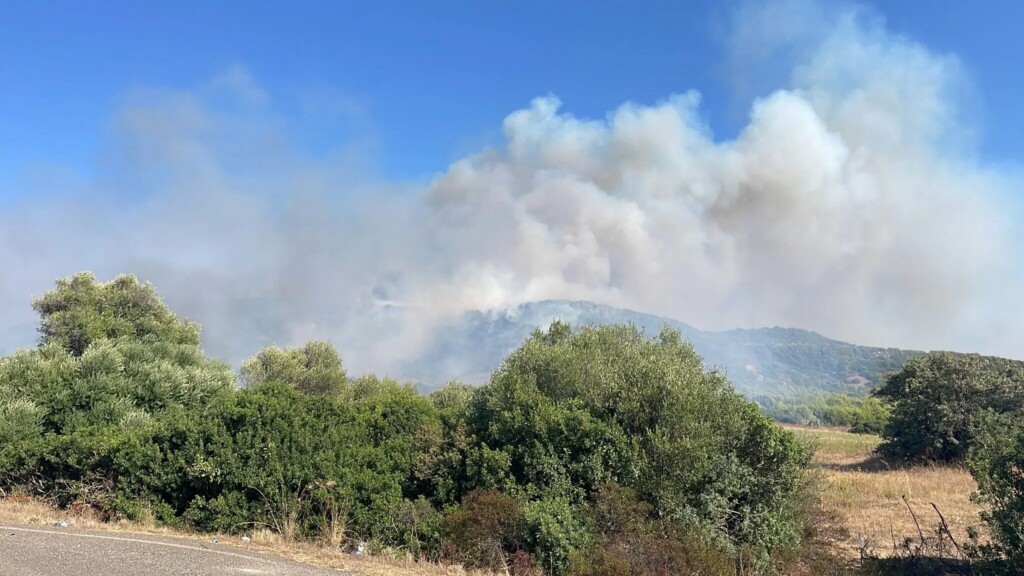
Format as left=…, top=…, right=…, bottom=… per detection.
left=401, top=300, right=921, bottom=396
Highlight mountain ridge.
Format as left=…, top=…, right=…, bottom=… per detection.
left=399, top=299, right=923, bottom=396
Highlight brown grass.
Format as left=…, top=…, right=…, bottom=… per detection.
left=783, top=425, right=988, bottom=560
left=0, top=495, right=493, bottom=576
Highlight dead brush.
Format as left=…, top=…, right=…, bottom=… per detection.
left=856, top=496, right=983, bottom=576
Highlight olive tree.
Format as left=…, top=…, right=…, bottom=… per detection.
left=240, top=341, right=347, bottom=395
left=32, top=272, right=200, bottom=356
left=0, top=272, right=232, bottom=509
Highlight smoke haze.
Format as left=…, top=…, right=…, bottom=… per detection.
left=2, top=0, right=1022, bottom=372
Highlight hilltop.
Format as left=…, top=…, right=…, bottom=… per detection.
left=399, top=300, right=921, bottom=396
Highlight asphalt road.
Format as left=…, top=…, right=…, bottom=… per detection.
left=0, top=524, right=350, bottom=576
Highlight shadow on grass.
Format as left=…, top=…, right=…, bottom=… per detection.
left=860, top=556, right=1011, bottom=575
left=821, top=454, right=913, bottom=473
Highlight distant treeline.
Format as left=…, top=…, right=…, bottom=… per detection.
left=756, top=393, right=891, bottom=434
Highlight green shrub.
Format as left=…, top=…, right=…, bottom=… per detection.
left=849, top=419, right=885, bottom=435
left=180, top=380, right=440, bottom=546
left=523, top=494, right=592, bottom=575
left=967, top=412, right=1024, bottom=568
left=0, top=396, right=46, bottom=483
left=0, top=332, right=232, bottom=511
left=415, top=383, right=480, bottom=507
left=469, top=322, right=811, bottom=571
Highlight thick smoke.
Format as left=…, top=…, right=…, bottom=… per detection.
left=1, top=2, right=1021, bottom=371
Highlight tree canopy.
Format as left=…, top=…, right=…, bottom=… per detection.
left=468, top=322, right=811, bottom=570
left=874, top=351, right=1024, bottom=462
left=32, top=272, right=200, bottom=356
left=240, top=341, right=347, bottom=395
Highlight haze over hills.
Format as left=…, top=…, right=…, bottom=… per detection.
left=399, top=300, right=922, bottom=396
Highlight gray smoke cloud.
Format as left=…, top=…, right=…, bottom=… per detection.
left=2, top=1, right=1022, bottom=371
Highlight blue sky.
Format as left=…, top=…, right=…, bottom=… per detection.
left=2, top=0, right=1021, bottom=190
left=2, top=0, right=1024, bottom=366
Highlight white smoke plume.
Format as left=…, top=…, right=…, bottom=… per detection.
left=1, top=1, right=1022, bottom=372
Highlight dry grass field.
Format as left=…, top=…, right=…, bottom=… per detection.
left=785, top=425, right=988, bottom=560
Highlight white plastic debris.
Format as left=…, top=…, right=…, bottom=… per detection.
left=241, top=536, right=251, bottom=543
left=351, top=541, right=366, bottom=557
left=53, top=521, right=69, bottom=528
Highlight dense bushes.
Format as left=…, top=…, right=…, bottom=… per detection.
left=466, top=322, right=811, bottom=572
left=441, top=490, right=530, bottom=571
left=0, top=338, right=233, bottom=507
left=174, top=378, right=441, bottom=547
left=0, top=273, right=817, bottom=575
left=967, top=413, right=1024, bottom=569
